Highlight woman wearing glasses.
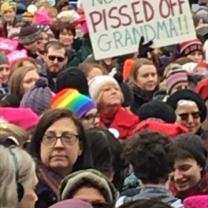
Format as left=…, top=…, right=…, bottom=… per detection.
left=30, top=108, right=92, bottom=208
left=167, top=89, right=207, bottom=135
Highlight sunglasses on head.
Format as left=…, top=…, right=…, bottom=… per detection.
left=178, top=112, right=200, bottom=121
left=48, top=55, right=65, bottom=62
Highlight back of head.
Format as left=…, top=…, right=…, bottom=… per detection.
left=119, top=198, right=171, bottom=208
left=59, top=169, right=117, bottom=205
left=56, top=67, right=89, bottom=95
left=0, top=145, right=18, bottom=207
left=123, top=131, right=175, bottom=184
left=85, top=127, right=125, bottom=190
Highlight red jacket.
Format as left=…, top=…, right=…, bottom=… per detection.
left=100, top=107, right=139, bottom=140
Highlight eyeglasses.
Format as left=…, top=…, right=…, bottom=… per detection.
left=42, top=132, right=79, bottom=146
left=48, top=55, right=65, bottom=62
left=178, top=112, right=200, bottom=121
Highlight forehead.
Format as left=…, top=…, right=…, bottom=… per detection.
left=174, top=158, right=197, bottom=167
left=137, top=64, right=156, bottom=74
left=47, top=47, right=65, bottom=56
left=176, top=102, right=199, bottom=113
left=46, top=117, right=77, bottom=132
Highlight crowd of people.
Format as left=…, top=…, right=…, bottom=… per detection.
left=0, top=0, right=208, bottom=207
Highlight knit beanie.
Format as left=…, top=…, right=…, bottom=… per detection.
left=174, top=133, right=207, bottom=169
left=134, top=118, right=188, bottom=138
left=138, top=101, right=176, bottom=123
left=33, top=11, right=51, bottom=25
left=51, top=88, right=96, bottom=119
left=59, top=169, right=117, bottom=204
left=180, top=39, right=203, bottom=56
left=184, top=195, right=208, bottom=208
left=165, top=69, right=188, bottom=94
left=167, top=89, right=207, bottom=122
left=56, top=68, right=89, bottom=96
left=0, top=52, right=8, bottom=65
left=195, top=78, right=208, bottom=101
left=88, top=75, right=120, bottom=100
left=19, top=24, right=41, bottom=45
left=49, top=199, right=92, bottom=208
left=0, top=107, right=39, bottom=130
left=20, top=78, right=53, bottom=115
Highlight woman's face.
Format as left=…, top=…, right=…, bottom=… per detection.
left=99, top=83, right=123, bottom=108
left=0, top=64, right=10, bottom=85
left=187, top=51, right=203, bottom=63
left=170, top=158, right=202, bottom=192
left=81, top=108, right=99, bottom=129
left=22, top=70, right=40, bottom=94
left=19, top=175, right=38, bottom=208
left=59, top=29, right=74, bottom=48
left=40, top=118, right=83, bottom=176
left=176, top=102, right=201, bottom=134
left=3, top=9, right=15, bottom=23
left=135, top=64, right=158, bottom=91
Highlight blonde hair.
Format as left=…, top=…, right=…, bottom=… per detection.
left=0, top=122, right=29, bottom=147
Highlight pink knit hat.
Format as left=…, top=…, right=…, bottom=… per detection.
left=184, top=195, right=208, bottom=208
left=0, top=107, right=39, bottom=130
left=33, top=11, right=51, bottom=25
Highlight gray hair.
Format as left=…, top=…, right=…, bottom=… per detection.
left=0, top=145, right=18, bottom=207
left=11, top=147, right=37, bottom=193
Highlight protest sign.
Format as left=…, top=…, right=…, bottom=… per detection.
left=82, top=0, right=196, bottom=60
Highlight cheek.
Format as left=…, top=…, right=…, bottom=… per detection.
left=40, top=144, right=51, bottom=165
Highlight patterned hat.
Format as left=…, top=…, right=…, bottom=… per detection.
left=180, top=39, right=203, bottom=56
left=51, top=88, right=96, bottom=119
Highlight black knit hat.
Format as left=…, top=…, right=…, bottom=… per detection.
left=138, top=100, right=176, bottom=123
left=167, top=89, right=207, bottom=122
left=174, top=133, right=207, bottom=169
left=56, top=67, right=89, bottom=95
left=19, top=24, right=41, bottom=45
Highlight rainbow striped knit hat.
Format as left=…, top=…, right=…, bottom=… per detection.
left=51, top=88, right=96, bottom=118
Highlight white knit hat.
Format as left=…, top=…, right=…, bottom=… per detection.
left=88, top=75, right=120, bottom=100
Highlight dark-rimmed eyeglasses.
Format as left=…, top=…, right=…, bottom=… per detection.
left=42, top=132, right=79, bottom=146
left=48, top=55, right=65, bottom=62
left=178, top=112, right=200, bottom=121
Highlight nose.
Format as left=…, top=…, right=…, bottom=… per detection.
left=54, top=138, right=64, bottom=148
left=93, top=117, right=100, bottom=127
left=174, top=170, right=183, bottom=181
left=187, top=114, right=194, bottom=123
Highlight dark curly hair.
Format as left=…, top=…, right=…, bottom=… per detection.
left=123, top=130, right=175, bottom=184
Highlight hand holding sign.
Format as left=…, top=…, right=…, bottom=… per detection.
left=138, top=36, right=153, bottom=58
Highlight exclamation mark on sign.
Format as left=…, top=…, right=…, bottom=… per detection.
left=184, top=15, right=189, bottom=34
left=178, top=16, right=183, bottom=35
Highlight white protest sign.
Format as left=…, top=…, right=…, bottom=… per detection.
left=82, top=0, right=196, bottom=60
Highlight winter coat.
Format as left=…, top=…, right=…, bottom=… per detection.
left=116, top=186, right=184, bottom=208
left=100, top=107, right=139, bottom=140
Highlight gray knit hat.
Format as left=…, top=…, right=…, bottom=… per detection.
left=59, top=169, right=118, bottom=205
left=20, top=77, right=53, bottom=115
left=0, top=52, right=8, bottom=65
left=19, top=24, right=41, bottom=45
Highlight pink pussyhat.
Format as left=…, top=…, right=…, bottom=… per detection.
left=33, top=11, right=51, bottom=25
left=73, top=16, right=89, bottom=34
left=184, top=195, right=208, bottom=208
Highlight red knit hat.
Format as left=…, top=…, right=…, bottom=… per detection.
left=134, top=118, right=188, bottom=138
left=195, top=78, right=208, bottom=101
left=180, top=39, right=203, bottom=56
